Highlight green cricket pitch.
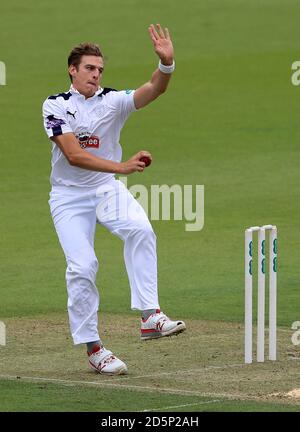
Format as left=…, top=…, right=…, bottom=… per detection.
left=0, top=313, right=299, bottom=411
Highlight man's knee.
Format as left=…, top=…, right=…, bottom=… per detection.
left=130, top=220, right=156, bottom=240
left=67, top=255, right=99, bottom=279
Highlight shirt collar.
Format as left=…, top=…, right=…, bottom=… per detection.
left=69, top=84, right=103, bottom=98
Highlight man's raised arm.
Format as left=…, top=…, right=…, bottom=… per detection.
left=134, top=24, right=175, bottom=110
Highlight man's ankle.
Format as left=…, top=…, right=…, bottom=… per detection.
left=141, top=309, right=159, bottom=320
left=86, top=340, right=101, bottom=354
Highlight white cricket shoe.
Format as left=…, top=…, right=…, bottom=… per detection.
left=141, top=309, right=186, bottom=340
left=88, top=345, right=128, bottom=375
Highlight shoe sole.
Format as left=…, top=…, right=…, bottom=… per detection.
left=89, top=363, right=128, bottom=375
left=141, top=323, right=186, bottom=341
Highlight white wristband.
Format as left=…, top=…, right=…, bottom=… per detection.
left=158, top=60, right=175, bottom=74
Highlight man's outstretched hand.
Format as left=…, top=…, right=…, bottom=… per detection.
left=149, top=23, right=174, bottom=65
left=133, top=24, right=174, bottom=109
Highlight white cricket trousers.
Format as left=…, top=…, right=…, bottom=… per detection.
left=49, top=178, right=159, bottom=345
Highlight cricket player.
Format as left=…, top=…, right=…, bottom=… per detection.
left=42, top=24, right=186, bottom=375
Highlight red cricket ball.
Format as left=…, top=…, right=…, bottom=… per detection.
left=140, top=156, right=152, bottom=167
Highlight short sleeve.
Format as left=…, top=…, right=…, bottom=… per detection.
left=107, top=89, right=137, bottom=121
left=42, top=98, right=73, bottom=139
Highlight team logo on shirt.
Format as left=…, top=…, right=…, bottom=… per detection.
left=46, top=115, right=66, bottom=129
left=77, top=132, right=100, bottom=149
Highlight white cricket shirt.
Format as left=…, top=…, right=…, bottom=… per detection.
left=42, top=85, right=137, bottom=187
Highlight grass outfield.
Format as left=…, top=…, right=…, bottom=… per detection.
left=1, top=380, right=300, bottom=412
left=0, top=0, right=299, bottom=411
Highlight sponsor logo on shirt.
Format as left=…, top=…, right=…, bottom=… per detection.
left=67, top=110, right=77, bottom=119
left=125, top=89, right=133, bottom=94
left=46, top=115, right=66, bottom=129
left=77, top=132, right=100, bottom=149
